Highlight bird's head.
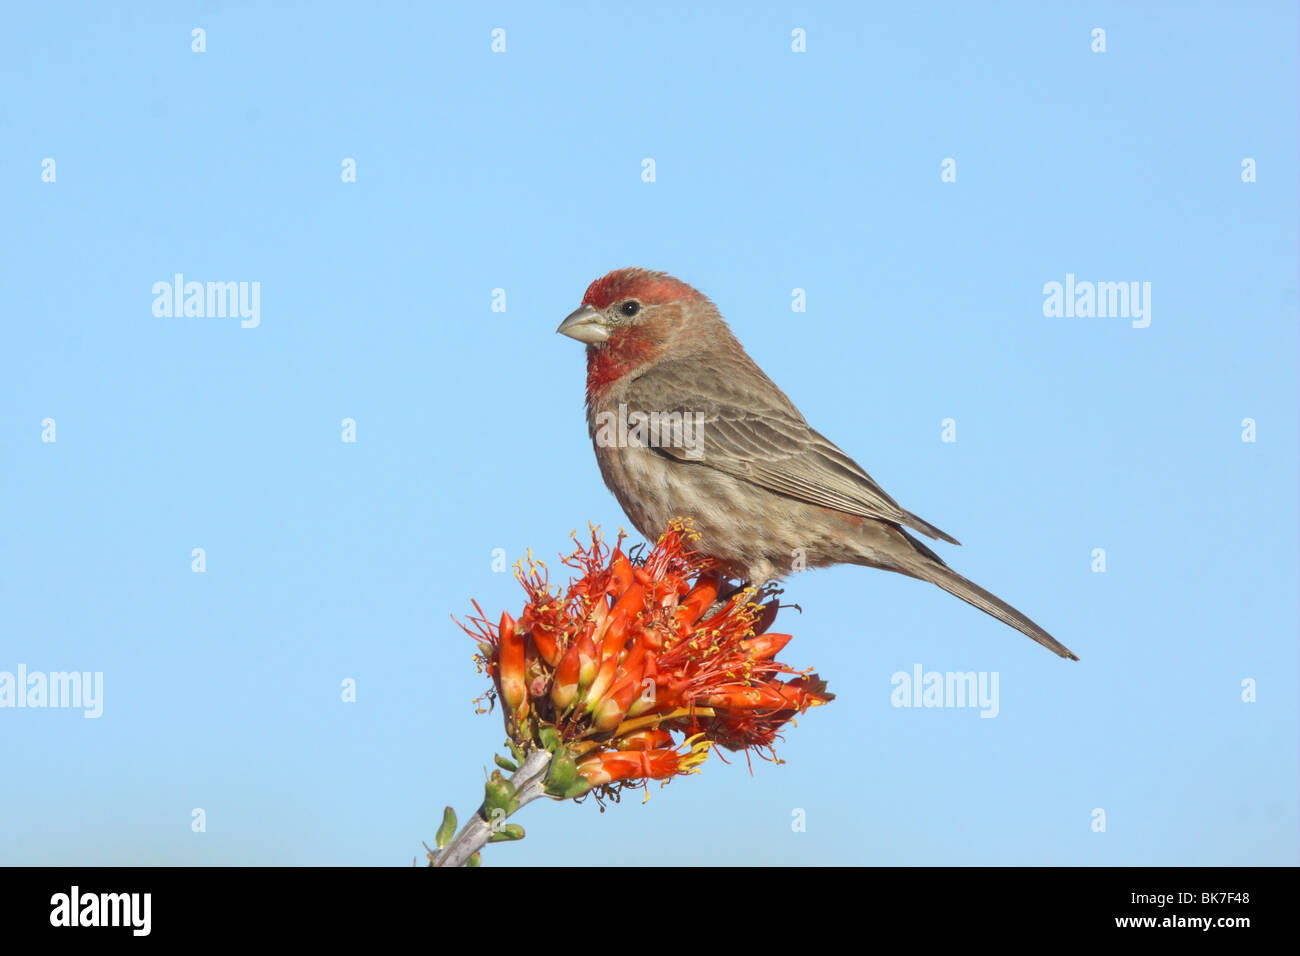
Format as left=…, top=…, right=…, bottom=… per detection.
left=557, top=267, right=715, bottom=405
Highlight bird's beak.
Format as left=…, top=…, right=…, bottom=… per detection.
left=556, top=305, right=610, bottom=345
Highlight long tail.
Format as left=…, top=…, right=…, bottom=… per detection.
left=899, top=548, right=1078, bottom=660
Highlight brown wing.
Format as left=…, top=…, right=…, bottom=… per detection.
left=627, top=358, right=960, bottom=545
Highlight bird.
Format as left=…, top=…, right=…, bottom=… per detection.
left=556, top=267, right=1077, bottom=660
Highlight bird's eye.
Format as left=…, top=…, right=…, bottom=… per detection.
left=620, top=300, right=640, bottom=317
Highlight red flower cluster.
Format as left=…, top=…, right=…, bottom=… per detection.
left=458, top=522, right=833, bottom=791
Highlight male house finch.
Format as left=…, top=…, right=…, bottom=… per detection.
left=557, top=268, right=1077, bottom=660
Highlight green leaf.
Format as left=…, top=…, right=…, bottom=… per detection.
left=537, top=724, right=563, bottom=753
left=434, top=806, right=457, bottom=849
left=561, top=778, right=593, bottom=799
left=487, top=823, right=525, bottom=843
left=494, top=753, right=519, bottom=772
left=483, top=770, right=520, bottom=817
left=544, top=752, right=578, bottom=796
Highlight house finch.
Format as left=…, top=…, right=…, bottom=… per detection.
left=556, top=268, right=1077, bottom=660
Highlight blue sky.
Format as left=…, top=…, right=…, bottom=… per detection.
left=2, top=1, right=1296, bottom=866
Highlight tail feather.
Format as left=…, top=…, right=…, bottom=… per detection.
left=901, top=509, right=961, bottom=547
left=904, top=557, right=1078, bottom=660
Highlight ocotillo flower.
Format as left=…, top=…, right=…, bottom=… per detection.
left=456, top=520, right=833, bottom=797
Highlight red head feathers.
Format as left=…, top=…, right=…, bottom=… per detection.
left=582, top=268, right=704, bottom=311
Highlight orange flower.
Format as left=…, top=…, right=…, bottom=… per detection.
left=576, top=735, right=712, bottom=786
left=457, top=520, right=833, bottom=795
